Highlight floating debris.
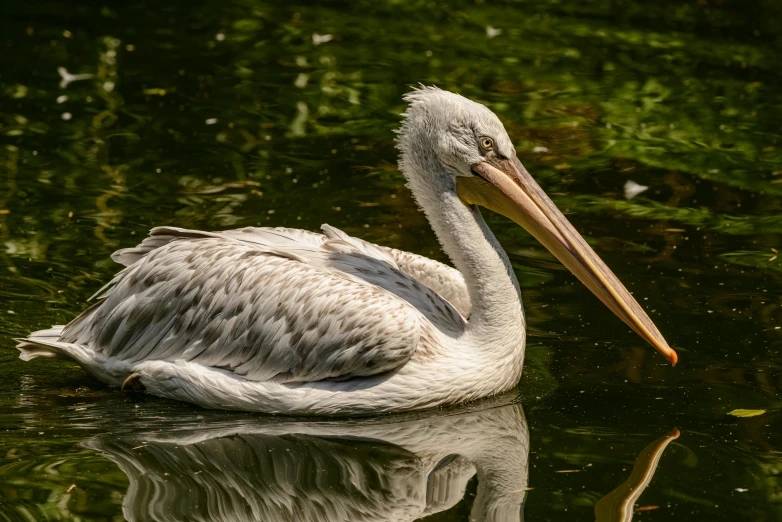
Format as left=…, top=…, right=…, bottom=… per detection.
left=486, top=26, right=502, bottom=38
left=57, top=66, right=94, bottom=88
left=624, top=180, right=649, bottom=200
left=312, top=33, right=334, bottom=46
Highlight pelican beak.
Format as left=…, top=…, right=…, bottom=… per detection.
left=456, top=154, right=677, bottom=366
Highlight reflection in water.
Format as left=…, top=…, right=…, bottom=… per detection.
left=82, top=399, right=679, bottom=522
left=595, top=428, right=680, bottom=522
left=85, top=401, right=530, bottom=522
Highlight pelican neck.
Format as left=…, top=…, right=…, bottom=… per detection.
left=404, top=169, right=526, bottom=353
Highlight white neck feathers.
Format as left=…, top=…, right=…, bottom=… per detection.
left=402, top=159, right=526, bottom=361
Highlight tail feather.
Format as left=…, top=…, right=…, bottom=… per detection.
left=15, top=325, right=70, bottom=361
left=16, top=327, right=131, bottom=387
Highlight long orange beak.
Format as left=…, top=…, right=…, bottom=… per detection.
left=456, top=153, right=677, bottom=366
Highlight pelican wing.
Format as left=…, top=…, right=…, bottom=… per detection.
left=374, top=246, right=470, bottom=318
left=113, top=225, right=471, bottom=317
left=55, top=226, right=464, bottom=383
left=315, top=226, right=470, bottom=317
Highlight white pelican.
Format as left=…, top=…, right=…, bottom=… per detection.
left=17, top=87, right=677, bottom=414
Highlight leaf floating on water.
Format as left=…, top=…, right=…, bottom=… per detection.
left=728, top=409, right=766, bottom=417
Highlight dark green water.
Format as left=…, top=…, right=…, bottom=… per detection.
left=1, top=0, right=782, bottom=520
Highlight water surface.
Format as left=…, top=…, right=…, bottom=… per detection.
left=1, top=0, right=781, bottom=520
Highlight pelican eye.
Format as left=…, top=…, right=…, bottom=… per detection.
left=479, top=137, right=494, bottom=151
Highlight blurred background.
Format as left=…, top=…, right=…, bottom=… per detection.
left=1, top=0, right=781, bottom=520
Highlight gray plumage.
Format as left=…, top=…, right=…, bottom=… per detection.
left=56, top=225, right=465, bottom=383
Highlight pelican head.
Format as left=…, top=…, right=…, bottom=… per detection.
left=397, top=86, right=677, bottom=365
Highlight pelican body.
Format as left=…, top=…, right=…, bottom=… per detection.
left=17, top=88, right=677, bottom=415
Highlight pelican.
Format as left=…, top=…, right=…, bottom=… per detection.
left=16, top=87, right=677, bottom=415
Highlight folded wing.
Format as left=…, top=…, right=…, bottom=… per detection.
left=51, top=226, right=466, bottom=383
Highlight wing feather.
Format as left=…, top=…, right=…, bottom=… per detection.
left=61, top=237, right=424, bottom=382
left=320, top=225, right=470, bottom=317
left=376, top=246, right=471, bottom=317
left=48, top=224, right=472, bottom=384
left=112, top=225, right=470, bottom=317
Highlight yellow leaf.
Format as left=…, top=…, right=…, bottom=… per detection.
left=728, top=409, right=766, bottom=418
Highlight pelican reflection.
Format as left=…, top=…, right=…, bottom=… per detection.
left=84, top=399, right=529, bottom=522
left=84, top=400, right=678, bottom=522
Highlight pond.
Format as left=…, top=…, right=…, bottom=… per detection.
left=1, top=0, right=781, bottom=520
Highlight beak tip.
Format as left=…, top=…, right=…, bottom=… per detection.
left=667, top=348, right=678, bottom=367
